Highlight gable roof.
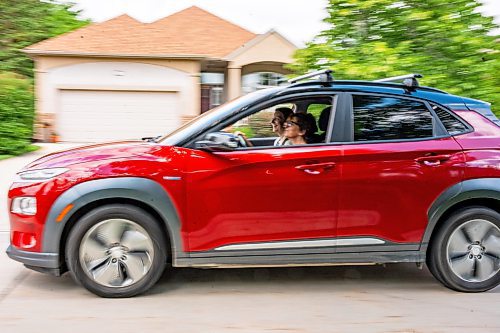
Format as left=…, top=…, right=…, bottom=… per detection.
left=24, top=6, right=257, bottom=58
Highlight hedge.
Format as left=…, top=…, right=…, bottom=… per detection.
left=0, top=72, right=35, bottom=155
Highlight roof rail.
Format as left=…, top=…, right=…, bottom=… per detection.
left=288, top=69, right=334, bottom=84
left=374, top=73, right=422, bottom=88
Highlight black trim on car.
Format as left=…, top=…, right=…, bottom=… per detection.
left=176, top=250, right=423, bottom=268
left=6, top=245, right=62, bottom=275
left=422, top=178, right=500, bottom=254
left=429, top=102, right=474, bottom=136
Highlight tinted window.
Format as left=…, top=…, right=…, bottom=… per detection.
left=432, top=104, right=468, bottom=135
left=353, top=95, right=434, bottom=141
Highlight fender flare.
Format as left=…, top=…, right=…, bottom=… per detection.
left=421, top=178, right=500, bottom=252
left=42, top=177, right=186, bottom=264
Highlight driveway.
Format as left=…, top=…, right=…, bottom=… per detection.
left=0, top=143, right=83, bottom=233
left=0, top=144, right=499, bottom=333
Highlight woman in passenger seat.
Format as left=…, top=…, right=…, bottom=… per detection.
left=283, top=113, right=315, bottom=145
left=271, top=107, right=293, bottom=146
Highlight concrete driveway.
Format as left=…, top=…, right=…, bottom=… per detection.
left=0, top=144, right=499, bottom=333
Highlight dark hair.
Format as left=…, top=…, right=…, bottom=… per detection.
left=289, top=113, right=317, bottom=143
left=275, top=107, right=293, bottom=121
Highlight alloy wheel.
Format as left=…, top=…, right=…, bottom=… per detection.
left=79, top=218, right=155, bottom=288
left=446, top=219, right=500, bottom=283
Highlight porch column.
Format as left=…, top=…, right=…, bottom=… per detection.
left=180, top=61, right=201, bottom=124
left=33, top=59, right=52, bottom=142
left=227, top=64, right=242, bottom=100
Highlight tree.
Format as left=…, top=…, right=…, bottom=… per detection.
left=0, top=73, right=34, bottom=155
left=0, top=0, right=88, bottom=155
left=0, top=0, right=88, bottom=77
left=289, top=0, right=500, bottom=114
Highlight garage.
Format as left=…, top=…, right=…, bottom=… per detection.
left=57, top=90, right=181, bottom=142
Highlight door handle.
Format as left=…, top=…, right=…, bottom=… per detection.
left=295, top=162, right=336, bottom=175
left=415, top=154, right=451, bottom=166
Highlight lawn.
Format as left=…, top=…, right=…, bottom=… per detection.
left=0, top=144, right=40, bottom=161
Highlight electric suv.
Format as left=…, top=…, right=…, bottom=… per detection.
left=7, top=71, right=500, bottom=297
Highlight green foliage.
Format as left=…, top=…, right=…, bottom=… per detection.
left=0, top=1, right=87, bottom=154
left=289, top=0, right=500, bottom=115
left=0, top=0, right=88, bottom=77
left=0, top=145, right=40, bottom=161
left=307, top=104, right=328, bottom=119
left=0, top=73, right=35, bottom=154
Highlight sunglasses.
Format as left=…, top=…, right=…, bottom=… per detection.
left=284, top=120, right=300, bottom=128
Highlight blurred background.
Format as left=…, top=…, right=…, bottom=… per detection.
left=0, top=0, right=498, bottom=156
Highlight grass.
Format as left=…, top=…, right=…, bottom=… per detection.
left=0, top=144, right=40, bottom=161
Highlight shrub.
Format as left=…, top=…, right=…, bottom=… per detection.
left=0, top=72, right=34, bottom=155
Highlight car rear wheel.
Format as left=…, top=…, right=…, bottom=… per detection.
left=66, top=204, right=167, bottom=297
left=428, top=207, right=500, bottom=292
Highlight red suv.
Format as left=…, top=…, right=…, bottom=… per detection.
left=7, top=72, right=500, bottom=297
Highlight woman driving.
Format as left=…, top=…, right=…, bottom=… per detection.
left=271, top=107, right=293, bottom=146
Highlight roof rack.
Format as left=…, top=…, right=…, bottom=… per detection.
left=288, top=69, right=334, bottom=84
left=374, top=73, right=422, bottom=88
left=285, top=72, right=434, bottom=92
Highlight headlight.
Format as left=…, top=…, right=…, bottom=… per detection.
left=11, top=197, right=37, bottom=215
left=17, top=167, right=69, bottom=181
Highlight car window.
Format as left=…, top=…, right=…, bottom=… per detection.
left=431, top=104, right=469, bottom=135
left=206, top=96, right=334, bottom=148
left=352, top=95, right=434, bottom=142
left=225, top=103, right=293, bottom=139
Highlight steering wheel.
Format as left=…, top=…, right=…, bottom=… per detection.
left=234, top=132, right=248, bottom=148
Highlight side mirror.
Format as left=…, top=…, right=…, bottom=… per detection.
left=195, top=132, right=239, bottom=152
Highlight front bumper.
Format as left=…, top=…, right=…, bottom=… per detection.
left=6, top=245, right=63, bottom=276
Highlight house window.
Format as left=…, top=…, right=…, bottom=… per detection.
left=259, top=72, right=283, bottom=86
left=210, top=87, right=223, bottom=108
left=242, top=72, right=286, bottom=94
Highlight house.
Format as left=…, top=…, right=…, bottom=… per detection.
left=25, top=6, right=297, bottom=142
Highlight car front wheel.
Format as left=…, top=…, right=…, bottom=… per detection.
left=66, top=204, right=167, bottom=298
left=428, top=207, right=500, bottom=292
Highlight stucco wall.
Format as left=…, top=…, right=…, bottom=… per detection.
left=33, top=56, right=201, bottom=140
left=228, top=32, right=296, bottom=68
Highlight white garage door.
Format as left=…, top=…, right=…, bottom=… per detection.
left=58, top=90, right=181, bottom=142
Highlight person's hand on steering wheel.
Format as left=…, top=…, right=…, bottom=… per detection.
left=233, top=131, right=251, bottom=147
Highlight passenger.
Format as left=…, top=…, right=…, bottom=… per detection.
left=271, top=107, right=293, bottom=146
left=283, top=113, right=315, bottom=145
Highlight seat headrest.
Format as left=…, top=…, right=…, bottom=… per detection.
left=318, top=106, right=331, bottom=131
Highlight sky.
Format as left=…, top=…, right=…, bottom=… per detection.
left=65, top=0, right=500, bottom=46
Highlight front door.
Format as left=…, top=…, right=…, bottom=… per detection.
left=185, top=146, right=341, bottom=252
left=184, top=95, right=340, bottom=253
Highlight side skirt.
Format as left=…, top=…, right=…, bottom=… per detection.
left=175, top=250, right=424, bottom=268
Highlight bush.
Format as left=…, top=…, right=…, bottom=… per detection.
left=0, top=72, right=35, bottom=155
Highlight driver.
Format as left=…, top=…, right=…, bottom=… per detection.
left=271, top=107, right=293, bottom=146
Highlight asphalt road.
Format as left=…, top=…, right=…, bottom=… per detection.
left=1, top=144, right=499, bottom=333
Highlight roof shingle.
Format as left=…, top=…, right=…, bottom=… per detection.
left=25, top=6, right=257, bottom=58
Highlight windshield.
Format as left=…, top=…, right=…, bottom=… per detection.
left=158, top=88, right=278, bottom=146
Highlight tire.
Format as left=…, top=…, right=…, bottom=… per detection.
left=428, top=206, right=500, bottom=292
left=66, top=204, right=167, bottom=298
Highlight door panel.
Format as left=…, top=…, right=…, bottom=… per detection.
left=338, top=137, right=464, bottom=244
left=185, top=145, right=341, bottom=252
